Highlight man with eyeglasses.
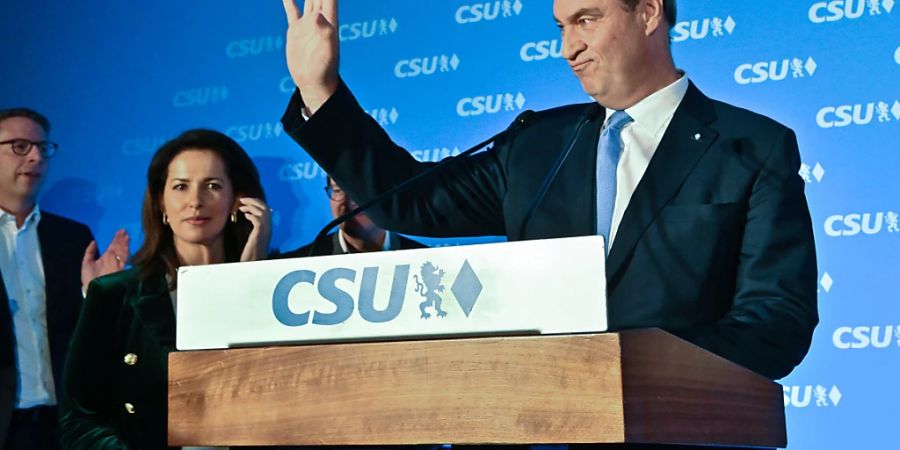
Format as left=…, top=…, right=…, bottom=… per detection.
left=281, top=176, right=425, bottom=258
left=0, top=108, right=129, bottom=449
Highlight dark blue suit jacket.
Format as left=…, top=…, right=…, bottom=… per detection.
left=282, top=81, right=818, bottom=379
left=0, top=211, right=93, bottom=443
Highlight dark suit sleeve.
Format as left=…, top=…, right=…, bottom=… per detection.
left=58, top=279, right=129, bottom=449
left=282, top=82, right=508, bottom=237
left=673, top=128, right=819, bottom=379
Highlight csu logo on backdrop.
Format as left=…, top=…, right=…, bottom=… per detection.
left=457, top=92, right=526, bottom=117
left=172, top=86, right=229, bottom=108
left=225, top=122, right=283, bottom=143
left=339, top=18, right=398, bottom=41
left=456, top=0, right=524, bottom=24
left=808, top=0, right=894, bottom=23
left=784, top=385, right=842, bottom=408
left=798, top=162, right=826, bottom=183
left=395, top=54, right=460, bottom=78
left=367, top=107, right=399, bottom=126
left=121, top=136, right=167, bottom=157
left=833, top=325, right=900, bottom=349
left=279, top=161, right=325, bottom=182
left=226, top=35, right=283, bottom=58
left=734, top=57, right=817, bottom=85
left=816, top=100, right=900, bottom=128
left=271, top=260, right=483, bottom=326
left=412, top=147, right=462, bottom=162
left=520, top=39, right=562, bottom=62
left=824, top=211, right=899, bottom=236
left=671, top=16, right=736, bottom=42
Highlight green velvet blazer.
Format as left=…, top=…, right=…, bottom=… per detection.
left=58, top=268, right=176, bottom=450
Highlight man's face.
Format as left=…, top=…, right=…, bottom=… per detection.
left=0, top=117, right=49, bottom=208
left=554, top=0, right=651, bottom=107
left=327, top=178, right=377, bottom=238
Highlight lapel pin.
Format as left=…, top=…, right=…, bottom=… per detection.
left=692, top=133, right=702, bottom=141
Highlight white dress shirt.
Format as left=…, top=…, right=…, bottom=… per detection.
left=0, top=206, right=56, bottom=408
left=338, top=229, right=393, bottom=253
left=604, top=74, right=689, bottom=249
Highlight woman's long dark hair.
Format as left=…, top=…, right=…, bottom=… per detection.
left=132, top=129, right=266, bottom=286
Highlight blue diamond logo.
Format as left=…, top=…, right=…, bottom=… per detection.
left=451, top=260, right=482, bottom=317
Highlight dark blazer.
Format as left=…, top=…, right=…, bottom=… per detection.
left=58, top=268, right=175, bottom=450
left=282, top=80, right=818, bottom=379
left=0, top=211, right=93, bottom=444
left=280, top=231, right=427, bottom=258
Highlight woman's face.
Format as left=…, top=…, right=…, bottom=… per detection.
left=162, top=149, right=235, bottom=250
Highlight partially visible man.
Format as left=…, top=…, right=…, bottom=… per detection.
left=0, top=108, right=129, bottom=449
left=279, top=0, right=818, bottom=380
left=281, top=176, right=425, bottom=258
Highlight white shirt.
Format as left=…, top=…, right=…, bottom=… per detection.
left=337, top=229, right=393, bottom=253
left=0, top=206, right=56, bottom=408
left=604, top=74, right=690, bottom=248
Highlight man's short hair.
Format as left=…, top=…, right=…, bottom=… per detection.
left=621, top=0, right=677, bottom=28
left=0, top=107, right=51, bottom=134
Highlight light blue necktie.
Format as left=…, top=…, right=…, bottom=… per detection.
left=595, top=110, right=633, bottom=252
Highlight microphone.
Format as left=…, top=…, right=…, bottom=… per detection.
left=307, top=109, right=537, bottom=257
left=517, top=103, right=603, bottom=238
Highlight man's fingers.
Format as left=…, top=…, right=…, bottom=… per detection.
left=321, top=0, right=338, bottom=26
left=82, top=241, right=98, bottom=265
left=283, top=0, right=301, bottom=23
left=306, top=0, right=320, bottom=16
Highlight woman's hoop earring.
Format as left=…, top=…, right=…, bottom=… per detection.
left=162, top=213, right=168, bottom=225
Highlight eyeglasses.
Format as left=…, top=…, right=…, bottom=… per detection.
left=324, top=184, right=346, bottom=201
left=0, top=139, right=58, bottom=158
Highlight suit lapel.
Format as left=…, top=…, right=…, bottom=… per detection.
left=606, top=83, right=719, bottom=283
left=0, top=269, right=12, bottom=369
left=36, top=216, right=63, bottom=341
left=130, top=275, right=176, bottom=349
left=541, top=108, right=607, bottom=238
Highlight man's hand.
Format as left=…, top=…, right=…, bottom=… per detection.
left=81, top=229, right=130, bottom=292
left=283, top=0, right=340, bottom=115
left=238, top=197, right=273, bottom=263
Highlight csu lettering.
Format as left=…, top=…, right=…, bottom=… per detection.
left=824, top=213, right=887, bottom=236
left=816, top=103, right=876, bottom=128
left=272, top=265, right=410, bottom=326
left=226, top=36, right=283, bottom=58
left=520, top=40, right=562, bottom=62
left=808, top=0, right=867, bottom=23
left=395, top=55, right=458, bottom=78
left=833, top=326, right=899, bottom=349
left=734, top=61, right=791, bottom=84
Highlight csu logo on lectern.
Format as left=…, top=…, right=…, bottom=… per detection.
left=271, top=260, right=483, bottom=326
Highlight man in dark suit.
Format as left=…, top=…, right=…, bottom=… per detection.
left=278, top=0, right=817, bottom=380
left=0, top=108, right=129, bottom=449
left=282, top=176, right=425, bottom=258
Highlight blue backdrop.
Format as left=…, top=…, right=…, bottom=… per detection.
left=1, top=1, right=898, bottom=448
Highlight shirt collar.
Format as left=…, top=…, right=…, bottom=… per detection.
left=604, top=73, right=689, bottom=138
left=338, top=229, right=392, bottom=253
left=0, top=204, right=41, bottom=230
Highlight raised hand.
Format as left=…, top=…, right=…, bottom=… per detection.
left=282, top=0, right=340, bottom=115
left=238, top=197, right=273, bottom=262
left=81, top=229, right=130, bottom=292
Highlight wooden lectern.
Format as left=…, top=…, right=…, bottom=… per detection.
left=168, top=329, right=785, bottom=449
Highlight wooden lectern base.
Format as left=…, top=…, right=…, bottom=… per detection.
left=168, top=329, right=785, bottom=448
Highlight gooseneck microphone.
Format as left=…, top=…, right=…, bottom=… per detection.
left=307, top=109, right=537, bottom=257
left=517, top=103, right=603, bottom=238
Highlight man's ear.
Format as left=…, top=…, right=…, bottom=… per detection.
left=641, top=0, right=666, bottom=36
